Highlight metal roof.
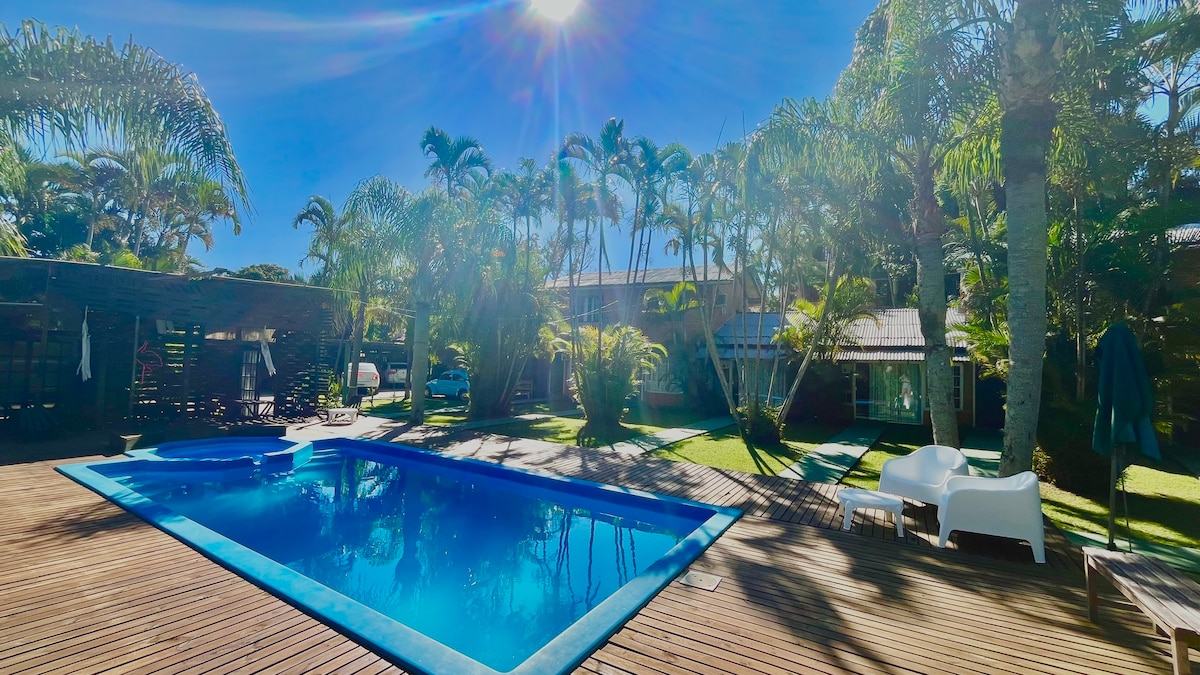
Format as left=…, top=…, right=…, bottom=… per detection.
left=713, top=311, right=788, bottom=344
left=841, top=308, right=969, bottom=349
left=713, top=308, right=968, bottom=349
left=831, top=350, right=970, bottom=363
left=546, top=265, right=730, bottom=289
left=706, top=307, right=974, bottom=363
left=1169, top=224, right=1200, bottom=247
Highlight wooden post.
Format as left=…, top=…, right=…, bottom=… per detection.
left=1107, top=445, right=1121, bottom=551
left=127, top=315, right=140, bottom=421
left=1085, top=555, right=1099, bottom=622
left=180, top=323, right=196, bottom=419
left=1171, top=632, right=1191, bottom=675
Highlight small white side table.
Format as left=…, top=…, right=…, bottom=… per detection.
left=325, top=407, right=359, bottom=426
left=836, top=488, right=905, bottom=537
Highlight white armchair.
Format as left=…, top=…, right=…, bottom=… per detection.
left=878, top=444, right=969, bottom=506
left=937, top=471, right=1046, bottom=564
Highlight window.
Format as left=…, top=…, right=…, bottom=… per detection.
left=715, top=293, right=727, bottom=307
left=239, top=349, right=260, bottom=416
left=952, top=364, right=963, bottom=410
left=642, top=361, right=681, bottom=394
left=584, top=295, right=601, bottom=322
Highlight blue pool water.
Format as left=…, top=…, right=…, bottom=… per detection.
left=59, top=439, right=739, bottom=674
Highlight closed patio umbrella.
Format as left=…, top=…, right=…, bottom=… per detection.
left=77, top=309, right=92, bottom=382
left=1091, top=322, right=1159, bottom=550
left=260, top=332, right=277, bottom=377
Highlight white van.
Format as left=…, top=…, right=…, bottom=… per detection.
left=348, top=362, right=380, bottom=395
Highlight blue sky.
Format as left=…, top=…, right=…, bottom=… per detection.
left=6, top=0, right=874, bottom=273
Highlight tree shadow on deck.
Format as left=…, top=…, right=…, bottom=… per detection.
left=350, top=425, right=1181, bottom=672
left=22, top=501, right=148, bottom=541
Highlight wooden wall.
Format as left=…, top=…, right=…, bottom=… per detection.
left=0, top=259, right=340, bottom=436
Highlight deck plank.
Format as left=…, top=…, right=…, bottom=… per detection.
left=0, top=435, right=1186, bottom=674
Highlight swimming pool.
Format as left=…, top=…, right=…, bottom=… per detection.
left=59, top=438, right=740, bottom=674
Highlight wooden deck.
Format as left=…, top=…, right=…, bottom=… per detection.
left=0, top=425, right=1191, bottom=674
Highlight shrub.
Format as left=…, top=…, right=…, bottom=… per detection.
left=1035, top=359, right=1109, bottom=497
left=738, top=404, right=781, bottom=446
left=565, top=325, right=666, bottom=441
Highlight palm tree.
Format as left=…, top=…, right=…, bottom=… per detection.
left=0, top=21, right=248, bottom=210
left=1, top=146, right=73, bottom=254
left=557, top=324, right=666, bottom=442
left=399, top=190, right=459, bottom=423
left=776, top=276, right=878, bottom=425
left=561, top=118, right=629, bottom=324
left=88, top=146, right=189, bottom=256
left=643, top=281, right=700, bottom=394
left=559, top=119, right=631, bottom=430
left=493, top=157, right=546, bottom=287
left=628, top=138, right=687, bottom=285
left=836, top=0, right=993, bottom=449
left=292, top=195, right=348, bottom=286
left=166, top=172, right=239, bottom=268
left=339, top=176, right=411, bottom=405
left=419, top=126, right=492, bottom=200
left=58, top=149, right=123, bottom=252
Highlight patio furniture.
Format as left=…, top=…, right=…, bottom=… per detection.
left=936, top=471, right=1046, bottom=564
left=836, top=488, right=905, bottom=538
left=1084, top=546, right=1200, bottom=675
left=878, top=444, right=969, bottom=507
left=325, top=407, right=359, bottom=426
left=235, top=398, right=275, bottom=418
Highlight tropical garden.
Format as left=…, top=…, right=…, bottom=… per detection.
left=3, top=0, right=1199, bottom=499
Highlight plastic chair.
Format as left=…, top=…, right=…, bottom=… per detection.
left=878, top=444, right=969, bottom=507
left=937, top=471, right=1047, bottom=564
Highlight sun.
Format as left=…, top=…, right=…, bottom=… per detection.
left=530, top=0, right=581, bottom=22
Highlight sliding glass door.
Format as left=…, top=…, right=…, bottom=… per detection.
left=855, top=362, right=923, bottom=424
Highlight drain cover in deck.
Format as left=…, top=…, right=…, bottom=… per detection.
left=677, top=570, right=722, bottom=591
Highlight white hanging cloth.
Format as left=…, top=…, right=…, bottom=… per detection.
left=260, top=331, right=277, bottom=377
left=77, top=309, right=92, bottom=382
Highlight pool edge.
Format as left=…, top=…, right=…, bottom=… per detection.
left=55, top=438, right=743, bottom=675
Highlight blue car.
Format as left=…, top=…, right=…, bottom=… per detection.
left=426, top=369, right=469, bottom=400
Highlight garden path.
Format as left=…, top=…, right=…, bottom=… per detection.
left=960, top=429, right=1003, bottom=477
left=446, top=409, right=583, bottom=431
left=779, top=423, right=885, bottom=483
left=607, top=415, right=735, bottom=456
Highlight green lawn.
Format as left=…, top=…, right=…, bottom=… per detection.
left=357, top=396, right=460, bottom=417
left=622, top=407, right=710, bottom=428
left=650, top=423, right=845, bottom=477
left=841, top=429, right=1200, bottom=549
left=483, top=415, right=667, bottom=447
left=1039, top=460, right=1200, bottom=549
left=424, top=411, right=469, bottom=425
left=360, top=396, right=563, bottom=421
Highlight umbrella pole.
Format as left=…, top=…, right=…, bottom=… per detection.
left=1107, top=444, right=1122, bottom=551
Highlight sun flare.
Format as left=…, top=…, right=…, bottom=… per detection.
left=530, top=0, right=581, bottom=22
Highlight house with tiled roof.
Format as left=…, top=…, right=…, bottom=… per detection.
left=710, top=307, right=1000, bottom=428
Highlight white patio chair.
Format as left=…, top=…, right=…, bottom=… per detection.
left=937, top=471, right=1047, bottom=564
left=878, top=444, right=969, bottom=507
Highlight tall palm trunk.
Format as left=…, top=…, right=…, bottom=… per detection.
left=913, top=155, right=960, bottom=450
left=688, top=242, right=738, bottom=418
left=525, top=213, right=532, bottom=289
left=998, top=0, right=1060, bottom=477
left=1073, top=194, right=1087, bottom=402
left=346, top=286, right=368, bottom=406
left=624, top=191, right=643, bottom=326
left=595, top=190, right=607, bottom=424
left=85, top=212, right=96, bottom=251
left=410, top=299, right=432, bottom=424
left=177, top=228, right=191, bottom=269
